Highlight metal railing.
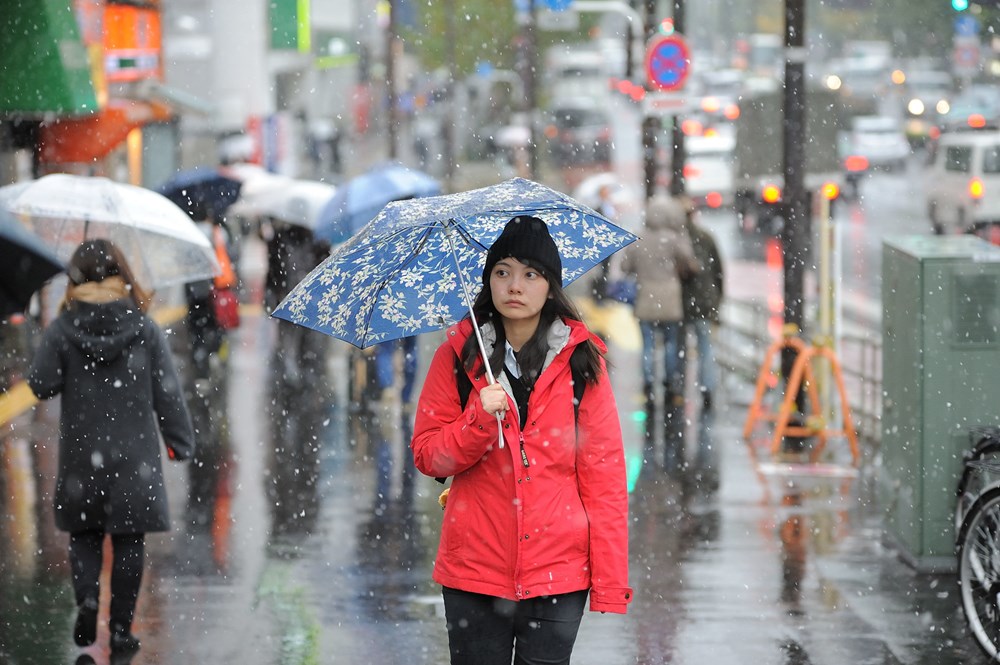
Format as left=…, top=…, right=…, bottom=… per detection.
left=716, top=297, right=883, bottom=450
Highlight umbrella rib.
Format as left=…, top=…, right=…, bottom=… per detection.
left=356, top=223, right=437, bottom=346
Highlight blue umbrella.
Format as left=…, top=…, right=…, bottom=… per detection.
left=158, top=167, right=242, bottom=221
left=273, top=177, right=637, bottom=348
left=315, top=162, right=441, bottom=244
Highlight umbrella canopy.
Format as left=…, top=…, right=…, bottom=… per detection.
left=230, top=179, right=336, bottom=230
left=0, top=208, right=64, bottom=318
left=158, top=167, right=243, bottom=221
left=273, top=177, right=638, bottom=348
left=315, top=162, right=441, bottom=244
left=0, top=174, right=218, bottom=289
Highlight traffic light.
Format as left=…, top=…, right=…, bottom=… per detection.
left=953, top=0, right=969, bottom=10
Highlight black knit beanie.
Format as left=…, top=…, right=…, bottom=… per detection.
left=483, top=216, right=562, bottom=284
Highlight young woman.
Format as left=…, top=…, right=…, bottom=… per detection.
left=28, top=239, right=195, bottom=655
left=411, top=216, right=632, bottom=665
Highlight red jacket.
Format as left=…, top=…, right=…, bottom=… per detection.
left=412, top=317, right=633, bottom=613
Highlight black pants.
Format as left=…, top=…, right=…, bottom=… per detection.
left=442, top=587, right=587, bottom=665
left=69, top=531, right=145, bottom=632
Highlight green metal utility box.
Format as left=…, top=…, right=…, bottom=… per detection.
left=881, top=235, right=1000, bottom=572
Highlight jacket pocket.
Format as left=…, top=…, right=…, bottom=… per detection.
left=441, top=493, right=467, bottom=553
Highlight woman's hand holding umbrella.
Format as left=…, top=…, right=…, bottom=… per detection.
left=479, top=383, right=508, bottom=418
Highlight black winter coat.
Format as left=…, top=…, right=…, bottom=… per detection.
left=682, top=223, right=724, bottom=323
left=28, top=299, right=195, bottom=534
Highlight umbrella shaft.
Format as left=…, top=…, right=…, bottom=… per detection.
left=444, top=221, right=504, bottom=449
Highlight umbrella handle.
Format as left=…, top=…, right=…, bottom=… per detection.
left=445, top=221, right=505, bottom=450
left=469, top=312, right=505, bottom=451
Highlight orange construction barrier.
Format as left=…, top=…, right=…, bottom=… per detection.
left=742, top=324, right=807, bottom=439
left=744, top=328, right=860, bottom=466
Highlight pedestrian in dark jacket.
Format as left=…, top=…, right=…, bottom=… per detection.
left=681, top=202, right=724, bottom=413
left=412, top=216, right=632, bottom=665
left=28, top=239, right=195, bottom=656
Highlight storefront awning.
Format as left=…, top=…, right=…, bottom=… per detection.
left=38, top=98, right=172, bottom=164
left=0, top=0, right=98, bottom=116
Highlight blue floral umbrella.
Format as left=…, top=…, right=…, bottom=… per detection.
left=314, top=162, right=441, bottom=244
left=273, top=177, right=637, bottom=348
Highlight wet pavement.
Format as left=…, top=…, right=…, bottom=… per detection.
left=0, top=244, right=990, bottom=665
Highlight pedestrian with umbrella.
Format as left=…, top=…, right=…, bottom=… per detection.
left=274, top=178, right=636, bottom=663
left=26, top=239, right=195, bottom=656
left=411, top=215, right=633, bottom=663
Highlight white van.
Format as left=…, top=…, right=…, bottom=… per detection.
left=926, top=130, right=1000, bottom=234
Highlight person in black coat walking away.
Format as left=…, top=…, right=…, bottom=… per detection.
left=680, top=200, right=724, bottom=412
left=28, top=239, right=195, bottom=656
left=680, top=200, right=725, bottom=482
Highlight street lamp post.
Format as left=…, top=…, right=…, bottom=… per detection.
left=781, top=0, right=809, bottom=436
left=386, top=0, right=397, bottom=159
left=668, top=0, right=686, bottom=198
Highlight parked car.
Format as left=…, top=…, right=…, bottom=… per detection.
left=837, top=116, right=910, bottom=199
left=940, top=85, right=1000, bottom=133
left=544, top=99, right=612, bottom=167
left=926, top=129, right=1000, bottom=234
left=842, top=115, right=911, bottom=170
left=900, top=70, right=954, bottom=146
left=684, top=134, right=736, bottom=209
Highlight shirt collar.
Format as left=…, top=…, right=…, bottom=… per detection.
left=504, top=341, right=521, bottom=379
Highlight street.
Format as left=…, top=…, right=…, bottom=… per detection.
left=0, top=199, right=990, bottom=662
left=5, top=2, right=1000, bottom=663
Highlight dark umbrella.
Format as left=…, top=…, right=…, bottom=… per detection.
left=158, top=167, right=242, bottom=221
left=0, top=208, right=64, bottom=318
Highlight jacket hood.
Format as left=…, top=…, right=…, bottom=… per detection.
left=644, top=195, right=686, bottom=232
left=58, top=299, right=146, bottom=365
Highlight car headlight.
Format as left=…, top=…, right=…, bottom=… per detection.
left=908, top=99, right=925, bottom=115
left=936, top=100, right=950, bottom=115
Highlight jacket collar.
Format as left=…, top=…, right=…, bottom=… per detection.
left=446, top=316, right=604, bottom=379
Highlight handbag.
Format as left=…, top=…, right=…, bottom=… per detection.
left=211, top=285, right=240, bottom=330
left=209, top=223, right=240, bottom=329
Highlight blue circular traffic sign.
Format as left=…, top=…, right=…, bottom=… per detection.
left=645, top=34, right=690, bottom=91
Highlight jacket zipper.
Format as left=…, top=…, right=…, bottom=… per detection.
left=518, top=433, right=529, bottom=468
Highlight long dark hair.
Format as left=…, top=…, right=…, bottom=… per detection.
left=67, top=239, right=151, bottom=312
left=460, top=258, right=603, bottom=388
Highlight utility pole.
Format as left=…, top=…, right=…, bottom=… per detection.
left=642, top=0, right=657, bottom=199
left=386, top=0, right=397, bottom=159
left=515, top=0, right=538, bottom=180
left=526, top=0, right=538, bottom=179
left=781, top=0, right=809, bottom=426
left=667, top=0, right=685, bottom=197
left=443, top=0, right=456, bottom=191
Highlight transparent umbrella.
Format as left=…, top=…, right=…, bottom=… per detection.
left=0, top=174, right=218, bottom=289
left=230, top=179, right=336, bottom=231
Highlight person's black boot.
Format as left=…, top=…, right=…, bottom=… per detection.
left=110, top=626, right=141, bottom=654
left=73, top=597, right=99, bottom=647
